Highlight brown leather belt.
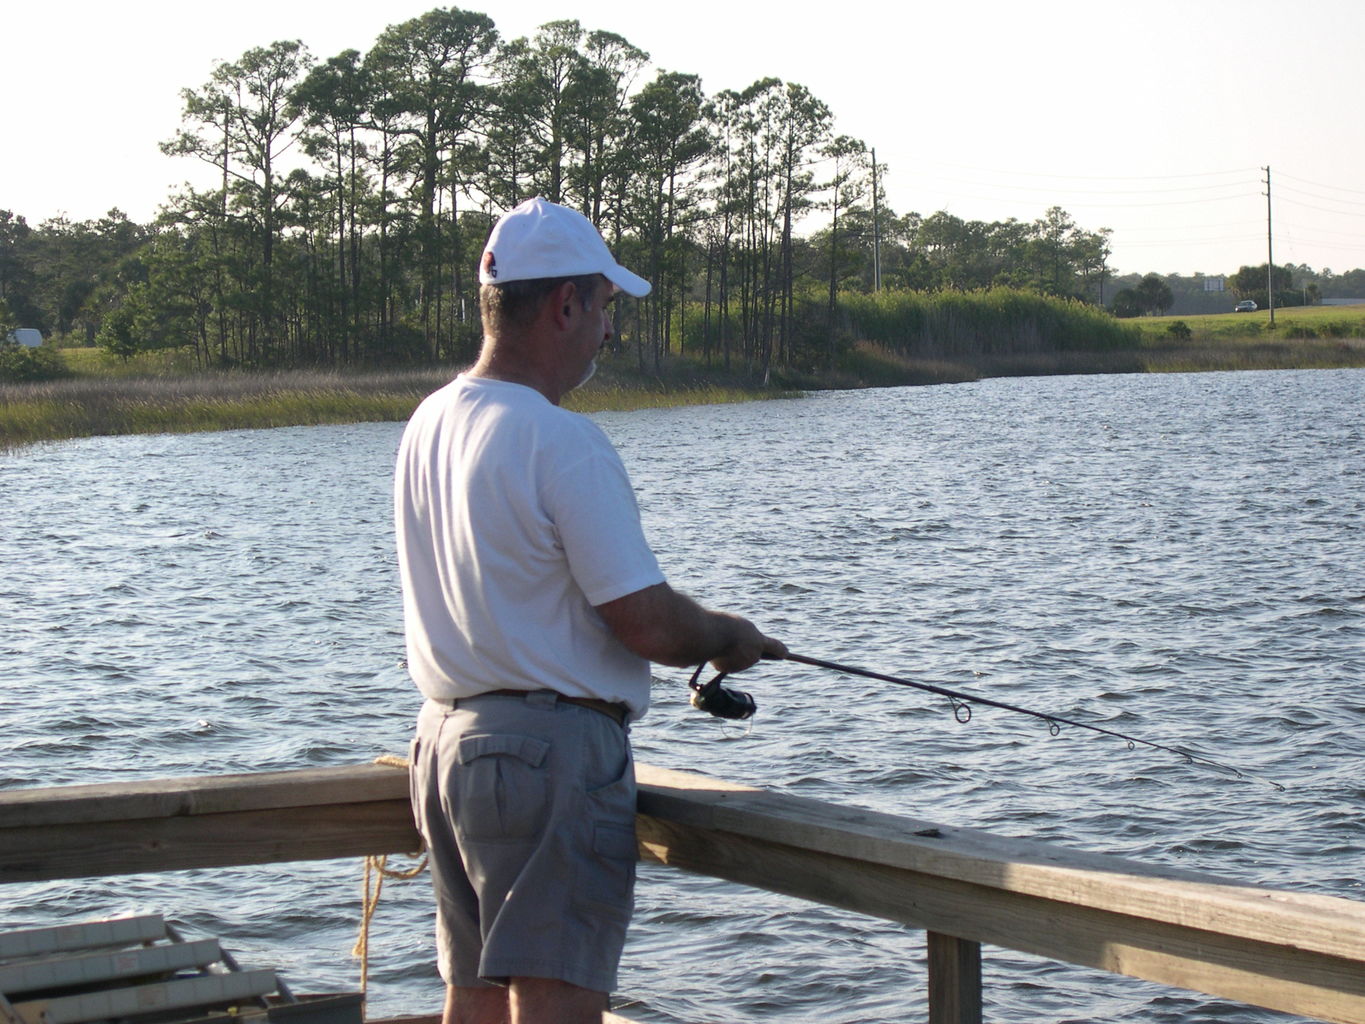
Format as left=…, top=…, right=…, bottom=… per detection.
left=447, top=688, right=627, bottom=727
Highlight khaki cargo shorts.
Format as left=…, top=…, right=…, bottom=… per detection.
left=409, top=690, right=637, bottom=993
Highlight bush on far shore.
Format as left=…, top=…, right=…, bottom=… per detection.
left=0, top=340, right=68, bottom=383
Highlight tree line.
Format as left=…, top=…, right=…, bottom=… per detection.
left=7, top=7, right=1343, bottom=376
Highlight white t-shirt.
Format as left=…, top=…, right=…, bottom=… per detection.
left=395, top=375, right=665, bottom=720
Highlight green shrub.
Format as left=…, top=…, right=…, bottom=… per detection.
left=1314, top=320, right=1355, bottom=338
left=1166, top=320, right=1192, bottom=340
left=839, top=287, right=1141, bottom=359
left=0, top=340, right=68, bottom=383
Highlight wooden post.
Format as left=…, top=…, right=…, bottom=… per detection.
left=927, top=932, right=982, bottom=1024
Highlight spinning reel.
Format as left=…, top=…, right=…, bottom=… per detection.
left=688, top=663, right=757, bottom=720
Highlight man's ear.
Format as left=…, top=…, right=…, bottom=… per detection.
left=551, top=281, right=577, bottom=328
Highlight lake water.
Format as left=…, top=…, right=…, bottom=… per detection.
left=2, top=368, right=1362, bottom=1023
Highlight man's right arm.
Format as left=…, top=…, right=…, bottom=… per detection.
left=595, top=582, right=785, bottom=673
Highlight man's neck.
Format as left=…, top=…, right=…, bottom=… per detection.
left=468, top=346, right=562, bottom=405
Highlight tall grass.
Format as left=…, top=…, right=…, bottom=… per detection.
left=0, top=369, right=446, bottom=449
left=1137, top=338, right=1365, bottom=373
left=0, top=359, right=786, bottom=450
left=58, top=346, right=208, bottom=377
left=840, top=287, right=1142, bottom=357
left=831, top=340, right=1151, bottom=387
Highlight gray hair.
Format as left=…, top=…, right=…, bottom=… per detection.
left=479, top=274, right=603, bottom=334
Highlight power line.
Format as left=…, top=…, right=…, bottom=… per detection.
left=892, top=161, right=1365, bottom=273
left=1277, top=238, right=1365, bottom=254
left=1119, top=234, right=1262, bottom=249
left=1277, top=183, right=1365, bottom=209
left=1114, top=218, right=1255, bottom=231
left=915, top=174, right=1257, bottom=198
left=919, top=159, right=1257, bottom=183
left=1274, top=170, right=1365, bottom=198
left=921, top=188, right=1254, bottom=212
left=1276, top=195, right=1365, bottom=220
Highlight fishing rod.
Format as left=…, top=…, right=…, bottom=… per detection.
left=689, top=651, right=1284, bottom=791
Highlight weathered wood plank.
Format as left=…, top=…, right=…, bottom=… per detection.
left=634, top=763, right=1365, bottom=963
left=927, top=932, right=982, bottom=1024
left=634, top=813, right=1365, bottom=1024
left=0, top=916, right=167, bottom=959
left=0, top=802, right=420, bottom=883
left=8, top=970, right=279, bottom=1024
left=0, top=765, right=409, bottom=828
left=0, top=937, right=223, bottom=996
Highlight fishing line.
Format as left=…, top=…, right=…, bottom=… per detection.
left=689, top=651, right=1284, bottom=791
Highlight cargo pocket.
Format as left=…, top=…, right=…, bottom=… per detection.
left=575, top=751, right=638, bottom=922
left=575, top=820, right=637, bottom=923
left=452, top=733, right=551, bottom=842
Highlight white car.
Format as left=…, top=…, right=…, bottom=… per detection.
left=5, top=328, right=43, bottom=347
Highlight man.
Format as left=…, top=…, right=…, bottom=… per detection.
left=395, top=197, right=785, bottom=1024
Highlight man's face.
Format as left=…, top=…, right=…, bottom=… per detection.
left=565, top=277, right=616, bottom=390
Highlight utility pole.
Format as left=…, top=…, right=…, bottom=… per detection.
left=871, top=147, right=882, bottom=292
left=1263, top=165, right=1275, bottom=326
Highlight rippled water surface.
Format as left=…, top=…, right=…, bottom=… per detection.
left=2, top=369, right=1362, bottom=1023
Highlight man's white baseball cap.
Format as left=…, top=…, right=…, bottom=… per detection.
left=478, top=197, right=651, bottom=297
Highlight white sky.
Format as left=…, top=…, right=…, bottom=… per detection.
left=6, top=0, right=1365, bottom=278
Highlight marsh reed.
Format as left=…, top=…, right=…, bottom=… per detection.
left=0, top=364, right=784, bottom=449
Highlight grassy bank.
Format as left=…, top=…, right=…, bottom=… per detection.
left=827, top=303, right=1365, bottom=386
left=0, top=351, right=791, bottom=450
left=833, top=333, right=1365, bottom=386
left=5, top=303, right=1365, bottom=450
left=1131, top=302, right=1365, bottom=342
left=1127, top=303, right=1365, bottom=373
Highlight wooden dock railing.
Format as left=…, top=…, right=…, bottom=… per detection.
left=1, top=763, right=1361, bottom=1024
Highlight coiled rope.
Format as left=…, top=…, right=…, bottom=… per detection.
left=353, top=755, right=428, bottom=992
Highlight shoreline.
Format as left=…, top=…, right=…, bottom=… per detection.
left=3, top=337, right=1365, bottom=451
